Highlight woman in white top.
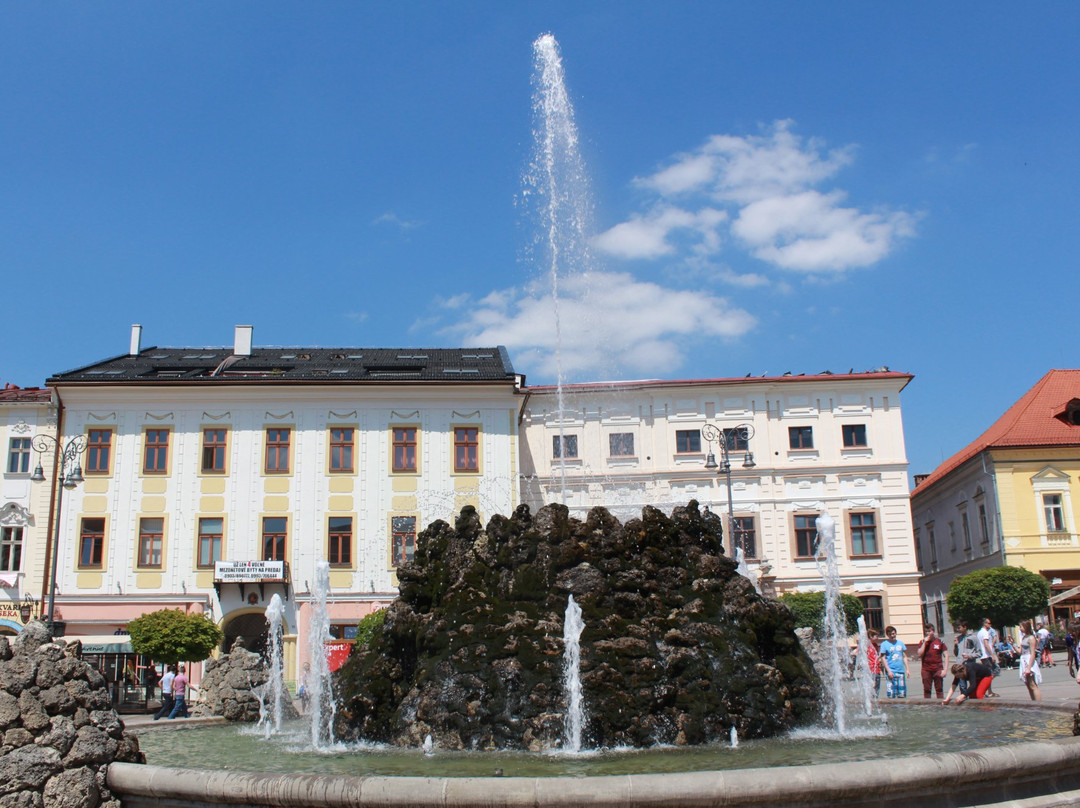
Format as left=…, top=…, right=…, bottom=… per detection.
left=1018, top=620, right=1042, bottom=701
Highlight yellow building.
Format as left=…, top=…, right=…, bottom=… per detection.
left=912, top=370, right=1080, bottom=632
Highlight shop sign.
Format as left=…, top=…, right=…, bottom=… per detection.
left=214, top=560, right=286, bottom=583
left=1, top=599, right=37, bottom=624
left=323, top=641, right=353, bottom=672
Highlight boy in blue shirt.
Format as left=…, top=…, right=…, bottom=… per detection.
left=879, top=625, right=909, bottom=698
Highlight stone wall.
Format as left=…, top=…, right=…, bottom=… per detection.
left=0, top=621, right=143, bottom=808
left=192, top=644, right=298, bottom=723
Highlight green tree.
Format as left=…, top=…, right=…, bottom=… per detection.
left=354, top=608, right=387, bottom=648
left=126, top=609, right=223, bottom=664
left=946, top=566, right=1050, bottom=629
left=779, top=591, right=864, bottom=636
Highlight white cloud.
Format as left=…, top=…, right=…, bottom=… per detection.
left=443, top=270, right=755, bottom=379
left=597, top=120, right=915, bottom=275
left=372, top=211, right=423, bottom=231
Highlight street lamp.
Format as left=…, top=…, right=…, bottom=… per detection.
left=701, top=423, right=756, bottom=558
left=30, top=434, right=86, bottom=631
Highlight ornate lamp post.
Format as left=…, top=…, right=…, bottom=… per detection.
left=30, top=434, right=86, bottom=631
left=701, top=423, right=756, bottom=558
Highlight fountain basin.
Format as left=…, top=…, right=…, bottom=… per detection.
left=108, top=730, right=1080, bottom=808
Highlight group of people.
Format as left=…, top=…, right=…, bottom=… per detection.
left=860, top=616, right=1047, bottom=705
left=151, top=663, right=192, bottom=720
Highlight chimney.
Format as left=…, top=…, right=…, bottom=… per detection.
left=234, top=325, right=253, bottom=356
left=129, top=324, right=143, bottom=356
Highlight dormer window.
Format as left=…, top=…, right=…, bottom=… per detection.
left=1063, top=399, right=1080, bottom=426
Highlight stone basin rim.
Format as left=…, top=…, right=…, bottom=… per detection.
left=108, top=723, right=1080, bottom=808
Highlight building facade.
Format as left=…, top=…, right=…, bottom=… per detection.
left=519, top=372, right=923, bottom=643
left=43, top=326, right=522, bottom=685
left=912, top=370, right=1080, bottom=635
left=0, top=384, right=54, bottom=635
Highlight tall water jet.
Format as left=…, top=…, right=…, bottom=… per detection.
left=735, top=546, right=761, bottom=595
left=562, top=594, right=586, bottom=752
left=528, top=33, right=595, bottom=505
left=307, top=560, right=336, bottom=749
left=815, top=511, right=849, bottom=735
left=259, top=593, right=286, bottom=737
left=853, top=615, right=880, bottom=718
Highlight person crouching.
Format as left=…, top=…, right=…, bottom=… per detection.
left=942, top=660, right=994, bottom=705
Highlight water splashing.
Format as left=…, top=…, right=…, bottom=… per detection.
left=734, top=546, right=761, bottom=594
left=815, top=512, right=849, bottom=735
left=729, top=726, right=739, bottom=749
left=528, top=33, right=595, bottom=505
left=562, top=594, right=586, bottom=752
left=307, top=561, right=336, bottom=749
left=259, top=594, right=286, bottom=737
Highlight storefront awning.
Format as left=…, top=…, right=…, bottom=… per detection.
left=60, top=635, right=135, bottom=654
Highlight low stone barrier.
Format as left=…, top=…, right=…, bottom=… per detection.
left=108, top=735, right=1080, bottom=808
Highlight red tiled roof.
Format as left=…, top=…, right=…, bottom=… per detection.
left=0, top=385, right=51, bottom=403
left=912, top=369, right=1080, bottom=497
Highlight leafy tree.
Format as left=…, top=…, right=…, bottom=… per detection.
left=354, top=608, right=387, bottom=648
left=946, top=566, right=1049, bottom=629
left=126, top=609, right=223, bottom=664
left=779, top=591, right=864, bottom=636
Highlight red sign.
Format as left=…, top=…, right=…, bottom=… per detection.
left=323, top=641, right=353, bottom=672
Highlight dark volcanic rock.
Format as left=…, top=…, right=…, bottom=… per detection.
left=335, top=502, right=820, bottom=751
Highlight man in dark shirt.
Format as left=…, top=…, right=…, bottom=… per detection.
left=918, top=623, right=949, bottom=699
left=942, top=660, right=993, bottom=705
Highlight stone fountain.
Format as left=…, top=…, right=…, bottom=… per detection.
left=333, top=501, right=819, bottom=751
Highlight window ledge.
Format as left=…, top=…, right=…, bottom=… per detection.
left=841, top=447, right=872, bottom=458
left=552, top=457, right=583, bottom=465
left=607, top=456, right=638, bottom=465
left=673, top=453, right=705, bottom=464
left=786, top=449, right=819, bottom=460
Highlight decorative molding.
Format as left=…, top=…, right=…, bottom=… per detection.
left=329, top=410, right=358, bottom=419
left=391, top=410, right=420, bottom=420
left=10, top=420, right=31, bottom=435
left=452, top=410, right=481, bottom=420
left=0, top=502, right=32, bottom=527
left=87, top=412, right=117, bottom=422
left=265, top=411, right=294, bottom=421
left=145, top=412, right=174, bottom=421
left=202, top=412, right=231, bottom=421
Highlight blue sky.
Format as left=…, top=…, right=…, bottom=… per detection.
left=2, top=4, right=1077, bottom=481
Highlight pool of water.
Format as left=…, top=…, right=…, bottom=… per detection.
left=133, top=705, right=1073, bottom=778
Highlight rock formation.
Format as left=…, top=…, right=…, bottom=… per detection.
left=0, top=620, right=143, bottom=808
left=192, top=643, right=298, bottom=722
left=336, top=502, right=820, bottom=751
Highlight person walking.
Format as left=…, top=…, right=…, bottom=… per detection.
left=168, top=664, right=191, bottom=719
left=879, top=625, right=909, bottom=698
left=1018, top=619, right=1042, bottom=701
left=152, top=664, right=176, bottom=720
left=976, top=618, right=1000, bottom=697
left=1037, top=623, right=1054, bottom=667
left=918, top=623, right=949, bottom=699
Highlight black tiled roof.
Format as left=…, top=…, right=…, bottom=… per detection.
left=48, top=347, right=518, bottom=385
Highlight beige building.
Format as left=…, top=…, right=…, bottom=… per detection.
left=519, top=371, right=922, bottom=642
left=0, top=383, right=54, bottom=634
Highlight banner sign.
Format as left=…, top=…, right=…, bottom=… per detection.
left=214, top=560, right=286, bottom=583
left=323, top=641, right=353, bottom=672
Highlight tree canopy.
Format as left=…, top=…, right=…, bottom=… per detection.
left=779, top=591, right=864, bottom=636
left=126, top=609, right=223, bottom=664
left=354, top=608, right=387, bottom=649
left=946, top=566, right=1050, bottom=629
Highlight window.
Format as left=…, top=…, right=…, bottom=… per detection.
left=794, top=514, right=819, bottom=558
left=675, top=429, right=701, bottom=453
left=86, top=429, right=112, bottom=474
left=961, top=511, right=972, bottom=550
left=913, top=528, right=922, bottom=569
left=262, top=517, right=288, bottom=561
left=78, top=518, right=105, bottom=569
left=454, top=427, right=479, bottom=472
left=933, top=601, right=945, bottom=635
left=979, top=504, right=991, bottom=549
left=197, top=518, right=223, bottom=568
left=328, top=516, right=352, bottom=567
left=609, top=432, right=634, bottom=457
left=392, top=516, right=416, bottom=566
left=137, top=517, right=164, bottom=568
left=788, top=427, right=814, bottom=450
left=392, top=427, right=417, bottom=472
left=553, top=435, right=578, bottom=459
left=143, top=429, right=170, bottom=473
left=842, top=424, right=867, bottom=448
left=1044, top=494, right=1066, bottom=532
left=329, top=428, right=354, bottom=473
left=948, top=521, right=956, bottom=550
left=201, top=429, right=227, bottom=473
left=265, top=428, right=291, bottom=473
left=7, top=438, right=31, bottom=474
left=723, top=428, right=748, bottom=451
left=0, top=526, right=23, bottom=571
left=859, top=596, right=884, bottom=633
left=849, top=512, right=879, bottom=556
left=928, top=525, right=937, bottom=566
left=732, top=516, right=756, bottom=559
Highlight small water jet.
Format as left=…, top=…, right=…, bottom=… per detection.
left=562, top=594, right=586, bottom=752
left=307, top=560, right=337, bottom=749
left=257, top=593, right=286, bottom=738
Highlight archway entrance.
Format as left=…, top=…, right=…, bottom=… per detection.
left=221, top=611, right=270, bottom=657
